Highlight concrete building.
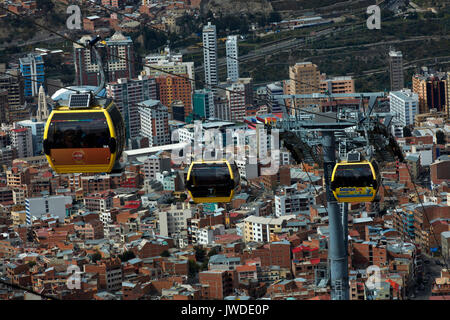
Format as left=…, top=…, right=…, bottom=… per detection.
left=144, top=46, right=195, bottom=92
left=16, top=119, right=46, bottom=156
left=158, top=203, right=194, bottom=237
left=155, top=74, right=192, bottom=119
left=84, top=258, right=123, bottom=292
left=10, top=126, right=33, bottom=158
left=143, top=154, right=171, bottom=180
left=275, top=186, right=315, bottom=217
left=213, top=89, right=230, bottom=121
left=74, top=32, right=135, bottom=86
left=320, top=76, right=355, bottom=94
left=441, top=231, right=450, bottom=260
left=202, top=22, right=218, bottom=89
left=199, top=270, right=235, bottom=300
left=389, top=50, right=404, bottom=92
left=25, top=195, right=72, bottom=224
left=266, top=82, right=284, bottom=113
left=137, top=100, right=170, bottom=147
left=106, top=75, right=157, bottom=141
left=289, top=62, right=320, bottom=114
left=193, top=89, right=215, bottom=119
left=243, top=215, right=296, bottom=243
left=412, top=69, right=448, bottom=114
left=389, top=89, right=419, bottom=127
left=226, top=79, right=253, bottom=122
left=0, top=69, right=25, bottom=122
left=225, top=35, right=239, bottom=82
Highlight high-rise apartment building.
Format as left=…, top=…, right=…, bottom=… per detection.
left=144, top=46, right=195, bottom=92
left=0, top=69, right=25, bottom=123
left=106, top=75, right=157, bottom=141
left=193, top=89, right=215, bottom=119
left=137, top=100, right=170, bottom=147
left=16, top=119, right=46, bottom=156
left=226, top=78, right=253, bottom=121
left=155, top=74, right=192, bottom=119
left=74, top=32, right=135, bottom=86
left=389, top=89, right=419, bottom=127
left=320, top=76, right=355, bottom=94
left=214, top=90, right=230, bottom=121
left=266, top=82, right=284, bottom=113
left=226, top=35, right=239, bottom=82
left=10, top=126, right=33, bottom=158
left=289, top=62, right=320, bottom=114
left=412, top=69, right=448, bottom=114
left=203, top=22, right=218, bottom=89
left=389, top=50, right=404, bottom=92
left=19, top=53, right=45, bottom=97
left=0, top=90, right=8, bottom=124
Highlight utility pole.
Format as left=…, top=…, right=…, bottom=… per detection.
left=322, top=131, right=349, bottom=300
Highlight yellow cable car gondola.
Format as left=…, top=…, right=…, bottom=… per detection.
left=330, top=153, right=380, bottom=203
left=43, top=92, right=125, bottom=174
left=185, top=159, right=240, bottom=203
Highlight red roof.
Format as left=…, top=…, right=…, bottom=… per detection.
left=42, top=172, right=53, bottom=178
left=123, top=204, right=140, bottom=209
left=292, top=245, right=318, bottom=254
left=229, top=212, right=241, bottom=218
left=236, top=265, right=257, bottom=273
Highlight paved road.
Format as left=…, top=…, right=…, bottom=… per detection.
left=410, top=253, right=443, bottom=300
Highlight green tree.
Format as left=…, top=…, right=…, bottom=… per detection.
left=268, top=11, right=282, bottom=23
left=436, top=130, right=445, bottom=145
left=403, top=126, right=412, bottom=137
left=207, top=246, right=220, bottom=257
left=188, top=260, right=199, bottom=277
left=119, top=251, right=136, bottom=262
left=194, top=246, right=206, bottom=262
left=161, top=250, right=171, bottom=257
left=91, top=252, right=102, bottom=263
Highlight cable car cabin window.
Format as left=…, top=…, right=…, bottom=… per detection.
left=189, top=164, right=232, bottom=197
left=333, top=164, right=375, bottom=188
left=49, top=112, right=110, bottom=149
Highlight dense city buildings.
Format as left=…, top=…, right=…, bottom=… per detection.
left=74, top=32, right=135, bottom=87
left=0, top=7, right=449, bottom=303
left=106, top=75, right=157, bottom=141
